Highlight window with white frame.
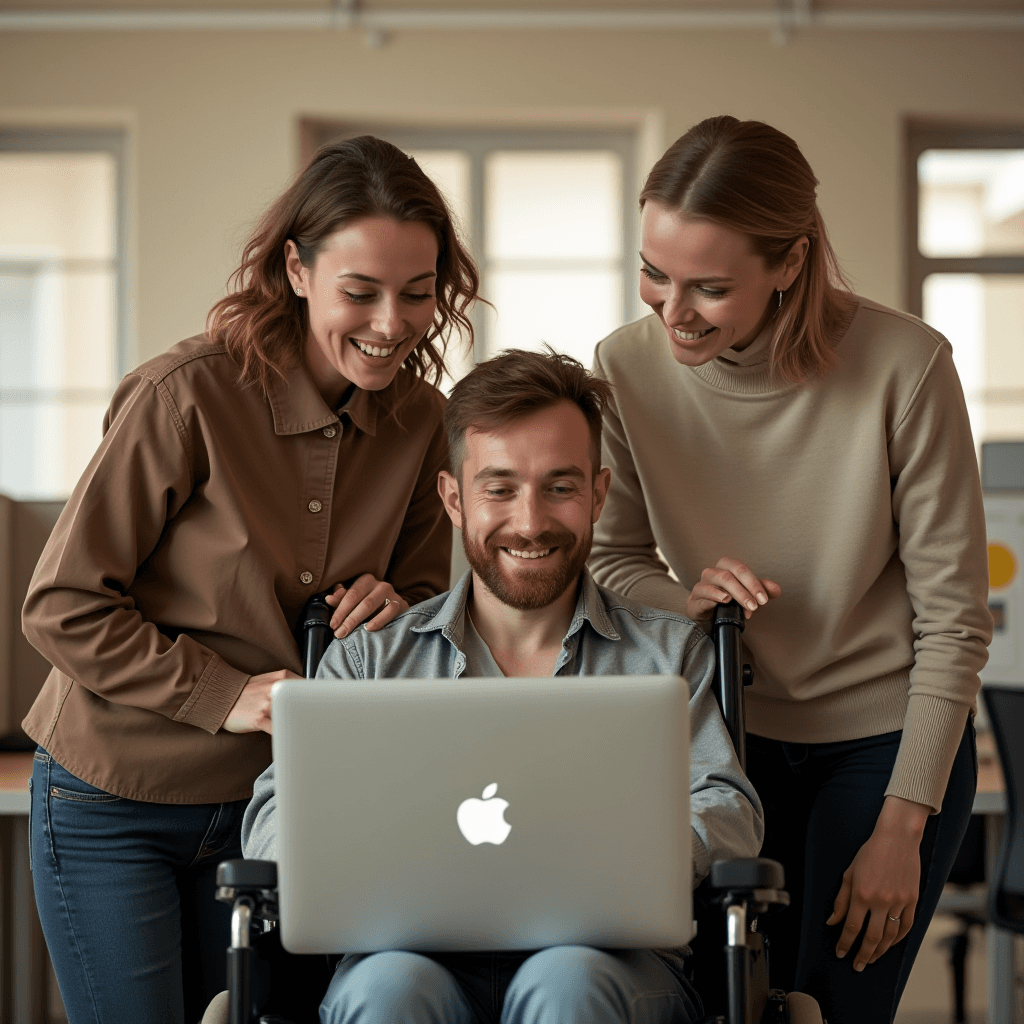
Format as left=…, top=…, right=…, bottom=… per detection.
left=0, top=129, right=126, bottom=500
left=301, top=123, right=640, bottom=387
left=906, top=123, right=1024, bottom=450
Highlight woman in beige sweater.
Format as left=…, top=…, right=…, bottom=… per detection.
left=589, top=115, right=991, bottom=1024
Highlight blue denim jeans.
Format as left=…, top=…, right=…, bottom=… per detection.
left=744, top=723, right=978, bottom=1024
left=320, top=946, right=702, bottom=1024
left=30, top=749, right=247, bottom=1024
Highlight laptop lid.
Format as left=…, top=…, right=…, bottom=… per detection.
left=272, top=674, right=692, bottom=954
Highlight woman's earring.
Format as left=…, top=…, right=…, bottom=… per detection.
left=777, top=289, right=784, bottom=309
left=295, top=288, right=302, bottom=296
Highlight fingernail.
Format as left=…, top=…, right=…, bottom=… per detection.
left=854, top=963, right=865, bottom=972
left=335, top=628, right=346, bottom=638
left=757, top=593, right=767, bottom=605
left=746, top=600, right=757, bottom=611
left=836, top=949, right=846, bottom=959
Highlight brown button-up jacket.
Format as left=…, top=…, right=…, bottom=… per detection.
left=22, top=336, right=451, bottom=803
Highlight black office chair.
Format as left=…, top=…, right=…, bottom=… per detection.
left=981, top=685, right=1024, bottom=935
left=205, top=597, right=824, bottom=1024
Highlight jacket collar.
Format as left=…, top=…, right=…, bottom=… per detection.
left=412, top=567, right=619, bottom=647
left=266, top=358, right=379, bottom=437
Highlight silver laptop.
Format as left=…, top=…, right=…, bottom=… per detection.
left=271, top=674, right=692, bottom=954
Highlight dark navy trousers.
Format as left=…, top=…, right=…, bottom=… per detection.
left=745, top=723, right=977, bottom=1024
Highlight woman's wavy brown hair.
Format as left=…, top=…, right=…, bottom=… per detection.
left=640, top=116, right=855, bottom=383
left=208, top=135, right=479, bottom=394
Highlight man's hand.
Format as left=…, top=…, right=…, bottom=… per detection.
left=685, top=556, right=782, bottom=624
left=223, top=668, right=300, bottom=735
left=326, top=574, right=407, bottom=638
left=826, top=795, right=929, bottom=971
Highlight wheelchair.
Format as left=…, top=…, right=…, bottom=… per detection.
left=203, top=596, right=825, bottom=1024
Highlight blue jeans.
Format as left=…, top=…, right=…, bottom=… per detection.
left=744, top=723, right=978, bottom=1024
left=319, top=946, right=701, bottom=1024
left=30, top=749, right=247, bottom=1024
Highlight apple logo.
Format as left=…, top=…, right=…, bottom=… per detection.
left=456, top=783, right=512, bottom=846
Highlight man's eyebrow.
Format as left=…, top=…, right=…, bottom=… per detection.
left=337, top=271, right=437, bottom=284
left=638, top=253, right=732, bottom=284
left=472, top=465, right=586, bottom=484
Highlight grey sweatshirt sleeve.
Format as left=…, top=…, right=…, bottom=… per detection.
left=241, top=760, right=278, bottom=861
left=684, top=632, right=764, bottom=885
left=240, top=637, right=362, bottom=862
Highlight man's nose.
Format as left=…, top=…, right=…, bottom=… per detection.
left=509, top=491, right=545, bottom=537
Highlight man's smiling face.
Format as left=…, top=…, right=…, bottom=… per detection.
left=439, top=401, right=610, bottom=612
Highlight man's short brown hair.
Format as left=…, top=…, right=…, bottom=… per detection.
left=444, top=348, right=614, bottom=481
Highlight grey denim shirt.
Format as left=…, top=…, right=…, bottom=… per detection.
left=243, top=569, right=764, bottom=884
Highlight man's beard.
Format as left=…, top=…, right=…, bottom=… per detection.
left=461, top=523, right=593, bottom=612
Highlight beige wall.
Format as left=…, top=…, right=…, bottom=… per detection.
left=1, top=25, right=1022, bottom=366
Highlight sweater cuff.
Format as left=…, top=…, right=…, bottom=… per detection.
left=629, top=573, right=691, bottom=618
left=692, top=828, right=711, bottom=886
left=885, top=694, right=970, bottom=813
left=173, top=655, right=251, bottom=735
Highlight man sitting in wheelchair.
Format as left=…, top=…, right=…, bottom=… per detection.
left=242, top=348, right=764, bottom=1024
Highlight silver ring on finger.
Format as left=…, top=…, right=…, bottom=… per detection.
left=383, top=598, right=391, bottom=608
left=887, top=914, right=900, bottom=923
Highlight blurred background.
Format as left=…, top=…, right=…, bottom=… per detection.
left=0, top=1, right=1022, bottom=1020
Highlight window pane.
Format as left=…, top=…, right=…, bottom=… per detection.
left=485, top=269, right=622, bottom=368
left=406, top=149, right=471, bottom=241
left=918, top=149, right=1024, bottom=257
left=923, top=273, right=1024, bottom=445
left=0, top=400, right=106, bottom=499
left=0, top=270, right=115, bottom=391
left=485, top=151, right=622, bottom=260
left=0, top=153, right=116, bottom=260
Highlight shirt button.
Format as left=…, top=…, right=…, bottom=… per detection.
left=299, top=571, right=313, bottom=585
left=323, top=426, right=337, bottom=438
left=308, top=500, right=322, bottom=513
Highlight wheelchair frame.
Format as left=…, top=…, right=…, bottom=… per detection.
left=210, top=596, right=819, bottom=1024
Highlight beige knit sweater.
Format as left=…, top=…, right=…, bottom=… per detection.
left=590, top=297, right=992, bottom=812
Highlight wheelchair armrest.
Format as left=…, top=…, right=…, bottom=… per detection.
left=217, top=859, right=278, bottom=890
left=215, top=859, right=279, bottom=922
left=709, top=858, right=789, bottom=911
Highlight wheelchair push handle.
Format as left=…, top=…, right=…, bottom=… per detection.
left=301, top=592, right=334, bottom=678
left=710, top=600, right=751, bottom=773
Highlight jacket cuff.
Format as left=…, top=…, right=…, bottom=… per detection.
left=173, top=655, right=251, bottom=735
left=884, top=695, right=970, bottom=813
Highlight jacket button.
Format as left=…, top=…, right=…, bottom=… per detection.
left=308, top=500, right=322, bottom=513
left=323, top=426, right=337, bottom=438
left=299, top=571, right=314, bottom=585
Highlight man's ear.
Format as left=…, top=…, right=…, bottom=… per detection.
left=438, top=470, right=464, bottom=530
left=591, top=467, right=612, bottom=524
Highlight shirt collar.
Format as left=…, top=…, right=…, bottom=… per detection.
left=412, top=567, right=620, bottom=647
left=266, top=358, right=380, bottom=437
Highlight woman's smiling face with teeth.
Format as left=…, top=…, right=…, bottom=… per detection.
left=286, top=216, right=439, bottom=405
left=638, top=200, right=806, bottom=367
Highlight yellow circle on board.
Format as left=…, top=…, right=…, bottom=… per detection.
left=988, top=543, right=1017, bottom=590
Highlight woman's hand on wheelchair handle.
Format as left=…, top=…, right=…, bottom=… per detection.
left=827, top=794, right=930, bottom=970
left=326, top=574, right=407, bottom=638
left=223, top=668, right=301, bottom=735
left=685, top=557, right=782, bottom=623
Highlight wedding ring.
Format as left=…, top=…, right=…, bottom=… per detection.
left=887, top=914, right=900, bottom=923
left=383, top=598, right=391, bottom=608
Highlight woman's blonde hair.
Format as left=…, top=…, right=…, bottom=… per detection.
left=640, top=115, right=855, bottom=383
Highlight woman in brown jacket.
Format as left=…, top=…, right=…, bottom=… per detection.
left=22, top=136, right=478, bottom=1024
